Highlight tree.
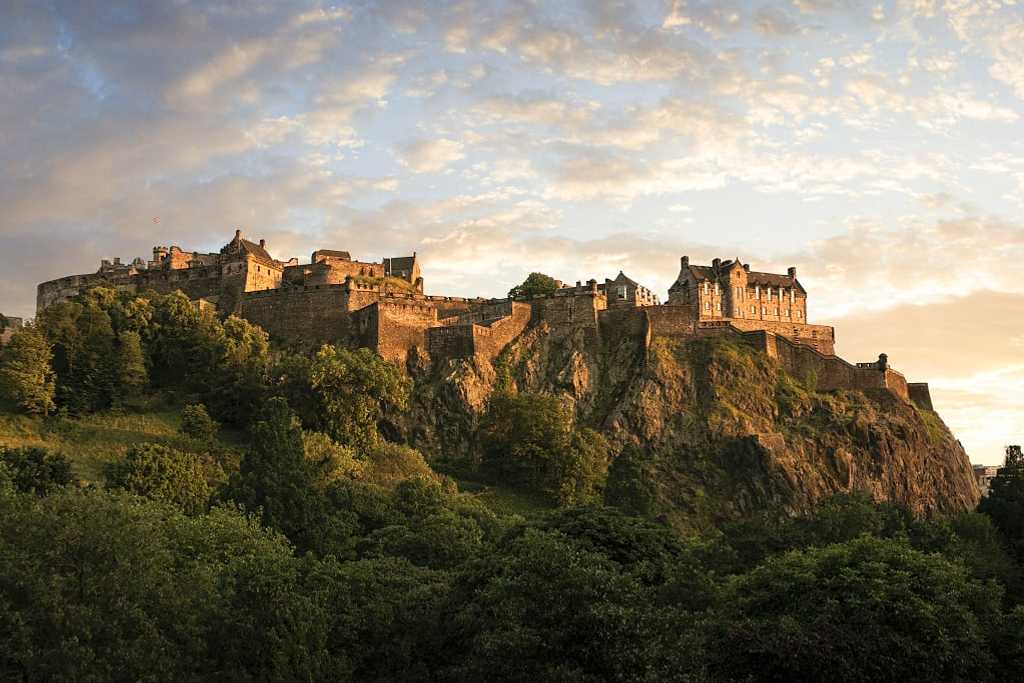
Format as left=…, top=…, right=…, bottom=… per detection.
left=105, top=443, right=210, bottom=515
left=605, top=444, right=658, bottom=516
left=706, top=536, right=1001, bottom=682
left=222, top=397, right=332, bottom=553
left=508, top=272, right=559, bottom=299
left=979, top=445, right=1024, bottom=560
left=439, top=528, right=663, bottom=681
left=0, top=326, right=55, bottom=415
left=180, top=403, right=219, bottom=441
left=116, top=330, right=148, bottom=393
left=480, top=391, right=608, bottom=505
left=309, top=345, right=411, bottom=451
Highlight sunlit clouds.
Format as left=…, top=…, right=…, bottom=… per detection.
left=1, top=0, right=1022, bottom=462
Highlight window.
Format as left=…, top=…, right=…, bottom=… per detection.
left=762, top=306, right=766, bottom=314
left=704, top=301, right=710, bottom=311
left=750, top=305, right=755, bottom=314
left=617, top=285, right=627, bottom=300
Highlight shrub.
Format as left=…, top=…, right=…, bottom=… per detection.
left=105, top=443, right=210, bottom=515
left=0, top=446, right=72, bottom=495
left=180, top=403, right=219, bottom=441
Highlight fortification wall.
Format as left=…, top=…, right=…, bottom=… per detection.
left=372, top=299, right=439, bottom=364
left=427, top=325, right=476, bottom=358
left=909, top=383, right=934, bottom=410
left=529, top=291, right=606, bottom=329
left=471, top=302, right=532, bottom=361
left=644, top=306, right=697, bottom=337
left=691, top=323, right=911, bottom=402
left=239, top=285, right=351, bottom=344
left=728, top=317, right=835, bottom=355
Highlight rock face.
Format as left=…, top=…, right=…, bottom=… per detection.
left=403, top=320, right=980, bottom=528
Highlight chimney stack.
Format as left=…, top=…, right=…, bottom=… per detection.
left=259, top=239, right=266, bottom=248
left=680, top=255, right=689, bottom=268
left=712, top=257, right=721, bottom=270
left=743, top=263, right=750, bottom=272
left=788, top=266, right=797, bottom=279
left=235, top=229, right=242, bottom=240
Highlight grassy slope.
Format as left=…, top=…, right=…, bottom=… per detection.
left=0, top=404, right=242, bottom=483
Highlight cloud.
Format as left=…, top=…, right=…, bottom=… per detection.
left=396, top=138, right=466, bottom=173
left=833, top=291, right=1024, bottom=463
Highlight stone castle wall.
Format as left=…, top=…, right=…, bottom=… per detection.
left=908, top=383, right=934, bottom=410
left=240, top=285, right=352, bottom=345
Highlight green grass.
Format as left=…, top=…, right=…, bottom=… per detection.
left=0, top=405, right=242, bottom=483
left=456, top=478, right=554, bottom=518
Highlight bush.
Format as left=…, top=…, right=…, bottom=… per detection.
left=0, top=446, right=72, bottom=495
left=180, top=403, right=219, bottom=441
left=105, top=443, right=210, bottom=515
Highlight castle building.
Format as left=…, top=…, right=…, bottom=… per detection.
left=35, top=230, right=932, bottom=409
left=36, top=230, right=421, bottom=314
left=667, top=256, right=834, bottom=355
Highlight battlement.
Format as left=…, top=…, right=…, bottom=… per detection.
left=36, top=240, right=934, bottom=407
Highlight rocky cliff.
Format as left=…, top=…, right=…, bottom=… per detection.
left=403, top=317, right=980, bottom=529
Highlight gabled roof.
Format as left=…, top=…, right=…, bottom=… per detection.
left=747, top=270, right=805, bottom=293
left=238, top=240, right=281, bottom=268
left=677, top=263, right=806, bottom=294
left=611, top=271, right=639, bottom=287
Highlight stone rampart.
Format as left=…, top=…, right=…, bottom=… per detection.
left=529, top=290, right=607, bottom=328
left=690, top=323, right=912, bottom=403
left=908, top=383, right=934, bottom=410
left=644, top=305, right=697, bottom=337
left=239, top=285, right=351, bottom=344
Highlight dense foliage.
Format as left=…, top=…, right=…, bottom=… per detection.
left=0, top=325, right=56, bottom=415
left=6, top=286, right=1024, bottom=680
left=508, top=271, right=560, bottom=299
left=480, top=391, right=609, bottom=505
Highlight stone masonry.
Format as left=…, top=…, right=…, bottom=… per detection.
left=35, top=231, right=933, bottom=406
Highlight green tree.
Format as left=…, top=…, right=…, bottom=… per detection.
left=979, top=445, right=1024, bottom=560
left=508, top=272, right=560, bottom=299
left=0, top=490, right=304, bottom=681
left=105, top=443, right=210, bottom=515
left=309, top=345, right=411, bottom=451
left=707, top=536, right=1001, bottom=682
left=0, top=447, right=72, bottom=495
left=0, top=326, right=56, bottom=415
left=481, top=392, right=607, bottom=505
left=180, top=402, right=219, bottom=441
left=440, top=528, right=666, bottom=681
left=223, top=397, right=333, bottom=553
left=116, top=329, right=148, bottom=393
left=605, top=444, right=658, bottom=516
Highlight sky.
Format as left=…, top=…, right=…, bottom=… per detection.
left=1, top=0, right=1022, bottom=464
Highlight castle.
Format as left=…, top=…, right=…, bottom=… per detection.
left=35, top=230, right=933, bottom=408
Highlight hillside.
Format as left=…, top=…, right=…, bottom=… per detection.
left=406, top=322, right=979, bottom=530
